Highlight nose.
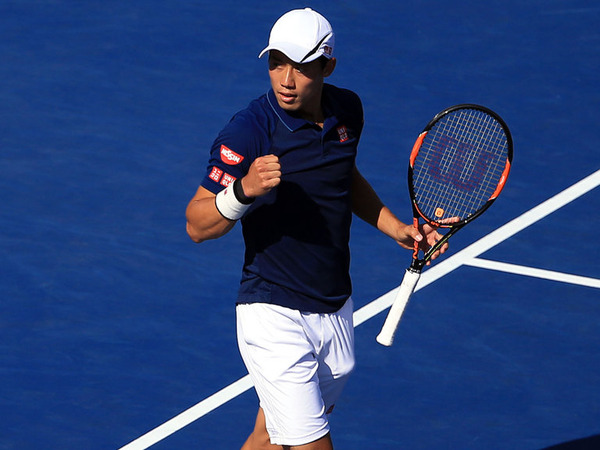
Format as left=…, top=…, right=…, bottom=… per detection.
left=281, top=65, right=295, bottom=89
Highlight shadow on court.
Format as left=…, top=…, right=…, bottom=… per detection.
left=542, top=434, right=600, bottom=450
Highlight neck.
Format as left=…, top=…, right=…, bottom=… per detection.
left=300, top=102, right=324, bottom=125
left=289, top=106, right=324, bottom=126
left=301, top=85, right=325, bottom=124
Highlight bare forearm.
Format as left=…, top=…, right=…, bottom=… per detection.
left=185, top=191, right=235, bottom=243
left=351, top=174, right=385, bottom=229
left=351, top=167, right=408, bottom=236
left=372, top=205, right=406, bottom=238
left=351, top=166, right=420, bottom=250
left=185, top=156, right=281, bottom=243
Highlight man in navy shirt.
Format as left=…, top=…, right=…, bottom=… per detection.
left=186, top=8, right=447, bottom=450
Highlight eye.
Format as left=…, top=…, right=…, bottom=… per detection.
left=268, top=58, right=283, bottom=70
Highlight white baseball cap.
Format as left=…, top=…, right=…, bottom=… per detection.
left=258, top=8, right=334, bottom=64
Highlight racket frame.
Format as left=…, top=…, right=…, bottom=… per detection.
left=408, top=104, right=513, bottom=271
left=376, top=104, right=513, bottom=346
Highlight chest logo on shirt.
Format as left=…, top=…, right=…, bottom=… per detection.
left=220, top=145, right=244, bottom=165
left=337, top=126, right=349, bottom=143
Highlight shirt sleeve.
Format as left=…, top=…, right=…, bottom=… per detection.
left=200, top=112, right=264, bottom=194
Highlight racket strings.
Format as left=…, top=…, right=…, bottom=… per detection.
left=412, top=108, right=509, bottom=223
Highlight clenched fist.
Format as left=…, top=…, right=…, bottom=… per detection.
left=240, top=155, right=281, bottom=198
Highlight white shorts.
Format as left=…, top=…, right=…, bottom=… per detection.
left=236, top=298, right=355, bottom=446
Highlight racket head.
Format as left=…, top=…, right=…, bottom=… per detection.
left=408, top=104, right=513, bottom=229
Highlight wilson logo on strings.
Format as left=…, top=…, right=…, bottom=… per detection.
left=428, top=135, right=493, bottom=191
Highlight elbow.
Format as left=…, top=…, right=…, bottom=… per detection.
left=186, top=220, right=233, bottom=243
left=186, top=222, right=206, bottom=243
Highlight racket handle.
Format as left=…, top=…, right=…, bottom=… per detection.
left=376, top=269, right=421, bottom=346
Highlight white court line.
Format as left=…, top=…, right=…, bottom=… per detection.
left=120, top=168, right=600, bottom=450
left=465, top=258, right=600, bottom=289
left=120, top=376, right=253, bottom=450
left=354, top=168, right=600, bottom=325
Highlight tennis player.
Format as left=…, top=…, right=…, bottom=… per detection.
left=186, top=8, right=447, bottom=450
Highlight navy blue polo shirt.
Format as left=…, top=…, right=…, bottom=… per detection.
left=200, top=84, right=364, bottom=313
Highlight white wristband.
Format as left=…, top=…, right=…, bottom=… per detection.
left=215, top=184, right=251, bottom=221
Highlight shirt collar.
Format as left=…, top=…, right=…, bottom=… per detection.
left=267, top=88, right=342, bottom=133
left=267, top=89, right=308, bottom=132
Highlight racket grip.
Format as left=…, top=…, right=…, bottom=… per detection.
left=376, top=269, right=421, bottom=346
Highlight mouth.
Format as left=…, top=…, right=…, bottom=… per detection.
left=278, top=91, right=297, bottom=104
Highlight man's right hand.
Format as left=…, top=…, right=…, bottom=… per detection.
left=240, top=155, right=281, bottom=198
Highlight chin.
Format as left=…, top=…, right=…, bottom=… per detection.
left=279, top=101, right=301, bottom=114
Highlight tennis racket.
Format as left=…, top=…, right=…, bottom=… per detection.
left=376, top=104, right=513, bottom=346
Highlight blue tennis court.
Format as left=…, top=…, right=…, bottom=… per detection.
left=1, top=1, right=599, bottom=449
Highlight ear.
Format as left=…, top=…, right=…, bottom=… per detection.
left=323, top=57, right=336, bottom=77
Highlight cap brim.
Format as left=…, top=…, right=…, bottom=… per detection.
left=258, top=43, right=322, bottom=64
